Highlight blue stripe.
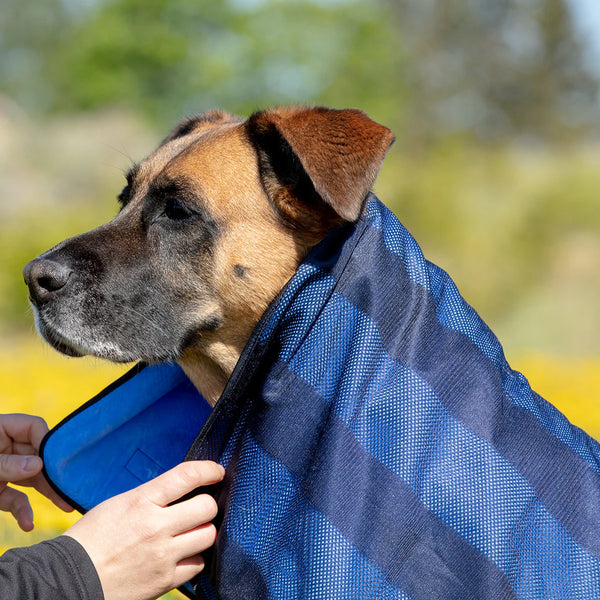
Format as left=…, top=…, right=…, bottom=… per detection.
left=216, top=429, right=414, bottom=599
left=283, top=292, right=600, bottom=598
left=256, top=369, right=518, bottom=600
left=210, top=535, right=270, bottom=600
left=371, top=200, right=600, bottom=475
left=293, top=215, right=600, bottom=560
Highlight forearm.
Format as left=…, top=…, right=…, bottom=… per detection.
left=0, top=535, right=104, bottom=600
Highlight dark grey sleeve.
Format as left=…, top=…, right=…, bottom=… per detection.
left=0, top=535, right=104, bottom=600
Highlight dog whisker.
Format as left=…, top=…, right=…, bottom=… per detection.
left=120, top=305, right=169, bottom=338
left=103, top=142, right=137, bottom=167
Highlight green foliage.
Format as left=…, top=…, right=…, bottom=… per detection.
left=0, top=0, right=68, bottom=112
left=384, top=0, right=600, bottom=143
left=1, top=0, right=598, bottom=140
left=44, top=0, right=403, bottom=128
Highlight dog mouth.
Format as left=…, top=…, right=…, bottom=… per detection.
left=28, top=277, right=221, bottom=363
left=33, top=312, right=87, bottom=358
left=31, top=305, right=202, bottom=364
left=35, top=315, right=136, bottom=362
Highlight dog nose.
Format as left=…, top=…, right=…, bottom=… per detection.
left=23, top=259, right=73, bottom=305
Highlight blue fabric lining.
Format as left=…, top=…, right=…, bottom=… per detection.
left=42, top=363, right=212, bottom=512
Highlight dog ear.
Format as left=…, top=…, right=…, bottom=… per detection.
left=246, top=106, right=395, bottom=224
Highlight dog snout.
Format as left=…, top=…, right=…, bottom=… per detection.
left=23, top=258, right=73, bottom=306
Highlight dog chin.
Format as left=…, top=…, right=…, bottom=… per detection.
left=33, top=312, right=109, bottom=360
left=38, top=325, right=133, bottom=362
left=33, top=309, right=194, bottom=364
left=36, top=321, right=176, bottom=365
left=36, top=320, right=87, bottom=358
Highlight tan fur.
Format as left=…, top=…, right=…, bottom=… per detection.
left=127, top=123, right=303, bottom=404
left=248, top=107, right=395, bottom=221
left=124, top=107, right=394, bottom=405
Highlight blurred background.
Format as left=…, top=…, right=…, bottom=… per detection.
left=1, top=0, right=599, bottom=596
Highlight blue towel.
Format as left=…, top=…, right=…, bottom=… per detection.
left=44, top=194, right=600, bottom=599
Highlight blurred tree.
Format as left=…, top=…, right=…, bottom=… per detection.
left=1, top=0, right=598, bottom=141
left=384, top=0, right=600, bottom=144
left=42, top=0, right=404, bottom=128
left=0, top=0, right=70, bottom=113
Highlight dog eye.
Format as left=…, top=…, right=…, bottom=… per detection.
left=164, top=198, right=191, bottom=220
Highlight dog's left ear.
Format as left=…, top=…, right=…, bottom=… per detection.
left=247, top=106, right=395, bottom=223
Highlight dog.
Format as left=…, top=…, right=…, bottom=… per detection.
left=24, top=107, right=600, bottom=599
left=23, top=106, right=394, bottom=406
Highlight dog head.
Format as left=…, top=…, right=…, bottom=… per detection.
left=23, top=107, right=394, bottom=375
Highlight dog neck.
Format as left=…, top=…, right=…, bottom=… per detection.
left=177, top=336, right=246, bottom=407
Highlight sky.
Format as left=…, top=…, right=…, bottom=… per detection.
left=569, top=0, right=600, bottom=73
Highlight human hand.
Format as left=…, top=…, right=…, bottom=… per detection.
left=0, top=413, right=73, bottom=531
left=64, top=460, right=225, bottom=600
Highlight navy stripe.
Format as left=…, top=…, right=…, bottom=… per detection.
left=337, top=223, right=600, bottom=557
left=255, top=365, right=518, bottom=600
left=209, top=534, right=270, bottom=600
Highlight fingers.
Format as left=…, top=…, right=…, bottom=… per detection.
left=141, top=461, right=225, bottom=507
left=0, top=454, right=43, bottom=482
left=30, top=472, right=74, bottom=513
left=173, top=522, right=218, bottom=562
left=0, top=414, right=48, bottom=450
left=62, top=462, right=224, bottom=600
left=166, top=493, right=218, bottom=535
left=0, top=484, right=34, bottom=531
left=0, top=452, right=73, bottom=512
left=172, top=554, right=206, bottom=587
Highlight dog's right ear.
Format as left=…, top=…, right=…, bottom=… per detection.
left=246, top=106, right=394, bottom=229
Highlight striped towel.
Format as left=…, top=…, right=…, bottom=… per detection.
left=187, top=193, right=600, bottom=600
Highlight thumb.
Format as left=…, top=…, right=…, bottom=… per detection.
left=0, top=455, right=43, bottom=483
left=141, top=461, right=225, bottom=507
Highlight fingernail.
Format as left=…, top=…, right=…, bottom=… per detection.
left=218, top=464, right=226, bottom=477
left=22, top=457, right=40, bottom=473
